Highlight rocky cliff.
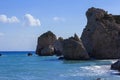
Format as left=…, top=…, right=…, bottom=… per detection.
left=81, top=7, right=120, bottom=59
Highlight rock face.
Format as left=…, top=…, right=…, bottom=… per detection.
left=41, top=45, right=54, bottom=56
left=36, top=31, right=57, bottom=56
left=111, top=60, right=120, bottom=71
left=62, top=34, right=90, bottom=60
left=54, top=37, right=64, bottom=56
left=81, top=7, right=120, bottom=59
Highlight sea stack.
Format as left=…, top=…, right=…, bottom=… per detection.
left=81, top=7, right=120, bottom=59
left=36, top=31, right=57, bottom=56
left=62, top=34, right=90, bottom=60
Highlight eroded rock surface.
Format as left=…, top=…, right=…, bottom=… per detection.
left=36, top=31, right=57, bottom=56
left=62, top=34, right=90, bottom=60
left=81, top=7, right=120, bottom=59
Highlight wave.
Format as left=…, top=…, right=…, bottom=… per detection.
left=60, top=64, right=120, bottom=78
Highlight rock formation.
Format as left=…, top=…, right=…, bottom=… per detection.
left=36, top=31, right=57, bottom=56
left=62, top=34, right=90, bottom=60
left=81, top=7, right=120, bottom=59
left=111, top=60, right=120, bottom=71
left=54, top=37, right=64, bottom=56
left=36, top=7, right=120, bottom=60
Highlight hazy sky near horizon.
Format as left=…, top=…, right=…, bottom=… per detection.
left=0, top=0, right=120, bottom=51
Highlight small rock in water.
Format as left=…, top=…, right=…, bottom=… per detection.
left=0, top=53, right=2, bottom=56
left=96, top=78, right=101, bottom=80
left=111, top=60, right=120, bottom=71
left=58, top=57, right=64, bottom=60
left=27, top=53, right=32, bottom=56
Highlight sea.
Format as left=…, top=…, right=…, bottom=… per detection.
left=0, top=51, right=120, bottom=80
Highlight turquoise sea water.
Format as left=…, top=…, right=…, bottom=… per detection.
left=0, top=51, right=120, bottom=80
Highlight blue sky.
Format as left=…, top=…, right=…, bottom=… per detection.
left=0, top=0, right=120, bottom=51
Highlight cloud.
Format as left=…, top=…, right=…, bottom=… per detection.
left=0, top=33, right=4, bottom=36
left=53, top=17, right=65, bottom=22
left=0, top=14, right=19, bottom=23
left=24, top=14, right=41, bottom=27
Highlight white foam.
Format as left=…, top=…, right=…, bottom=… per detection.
left=60, top=65, right=112, bottom=77
left=110, top=60, right=117, bottom=64
left=80, top=65, right=110, bottom=75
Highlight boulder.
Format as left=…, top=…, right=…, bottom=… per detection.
left=81, top=7, right=120, bottom=59
left=111, top=60, right=120, bottom=71
left=62, top=34, right=90, bottom=60
left=96, top=78, right=101, bottom=80
left=27, top=53, right=32, bottom=56
left=58, top=57, right=64, bottom=60
left=36, top=31, right=57, bottom=56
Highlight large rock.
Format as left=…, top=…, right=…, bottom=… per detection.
left=81, top=7, right=120, bottom=59
left=111, top=60, right=120, bottom=71
left=62, top=34, right=90, bottom=60
left=36, top=31, right=57, bottom=56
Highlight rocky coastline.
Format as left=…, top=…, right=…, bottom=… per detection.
left=36, top=7, right=120, bottom=72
